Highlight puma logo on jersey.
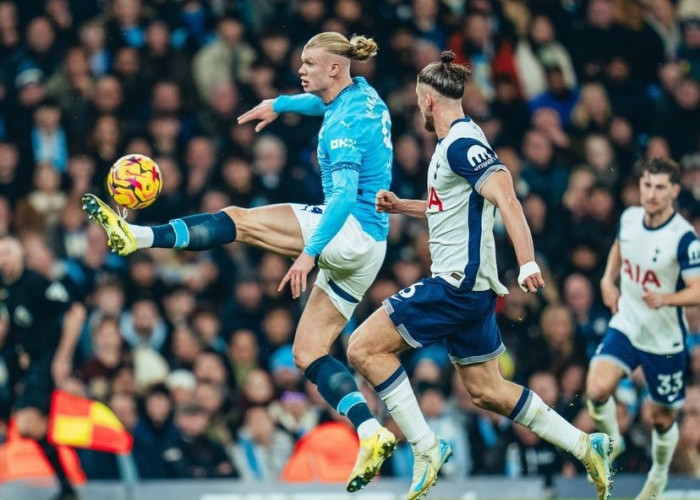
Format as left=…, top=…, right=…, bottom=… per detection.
left=622, top=259, right=661, bottom=288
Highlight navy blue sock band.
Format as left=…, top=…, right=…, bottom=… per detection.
left=374, top=366, right=408, bottom=398
left=508, top=387, right=532, bottom=422
left=304, top=354, right=374, bottom=429
left=152, top=211, right=236, bottom=250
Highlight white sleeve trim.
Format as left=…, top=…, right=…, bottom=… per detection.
left=475, top=164, right=508, bottom=193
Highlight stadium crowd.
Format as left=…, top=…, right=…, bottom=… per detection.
left=0, top=0, right=699, bottom=488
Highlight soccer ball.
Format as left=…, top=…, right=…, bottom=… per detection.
left=107, top=154, right=162, bottom=209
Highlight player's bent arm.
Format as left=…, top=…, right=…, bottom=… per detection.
left=375, top=189, right=427, bottom=219
left=479, top=170, right=535, bottom=265
left=396, top=199, right=428, bottom=219
left=273, top=94, right=326, bottom=116
left=303, top=167, right=359, bottom=258
left=55, top=302, right=86, bottom=362
left=656, top=276, right=700, bottom=307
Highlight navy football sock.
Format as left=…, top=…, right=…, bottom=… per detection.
left=305, top=354, right=374, bottom=429
left=151, top=211, right=236, bottom=250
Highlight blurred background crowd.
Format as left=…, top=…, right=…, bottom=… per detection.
left=0, top=0, right=698, bottom=488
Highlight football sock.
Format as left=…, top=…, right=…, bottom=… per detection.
left=375, top=366, right=435, bottom=452
left=304, top=355, right=378, bottom=436
left=587, top=397, right=622, bottom=446
left=650, top=422, right=678, bottom=477
left=38, top=437, right=75, bottom=494
left=145, top=212, right=237, bottom=250
left=130, top=224, right=154, bottom=247
left=509, top=388, right=588, bottom=460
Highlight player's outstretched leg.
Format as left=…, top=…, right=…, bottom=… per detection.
left=457, top=360, right=613, bottom=500
left=346, top=310, right=450, bottom=498
left=82, top=193, right=237, bottom=256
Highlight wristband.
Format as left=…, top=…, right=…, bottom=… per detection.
left=518, top=261, right=540, bottom=292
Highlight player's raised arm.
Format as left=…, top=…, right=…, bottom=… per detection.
left=479, top=170, right=544, bottom=293
left=600, top=239, right=622, bottom=314
left=375, top=189, right=427, bottom=219
left=237, top=94, right=326, bottom=133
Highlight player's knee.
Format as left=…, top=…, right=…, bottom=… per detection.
left=346, top=338, right=368, bottom=372
left=292, top=344, right=322, bottom=373
left=650, top=407, right=676, bottom=432
left=223, top=206, right=250, bottom=239
left=586, top=383, right=613, bottom=405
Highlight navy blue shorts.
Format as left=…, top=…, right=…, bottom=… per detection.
left=382, top=277, right=504, bottom=365
left=594, top=328, right=686, bottom=408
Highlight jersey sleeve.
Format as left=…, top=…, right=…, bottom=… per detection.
left=678, top=231, right=700, bottom=279
left=324, top=114, right=366, bottom=173
left=303, top=168, right=359, bottom=257
left=446, top=137, right=507, bottom=192
left=273, top=94, right=326, bottom=116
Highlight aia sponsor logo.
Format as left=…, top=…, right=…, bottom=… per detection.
left=622, top=258, right=660, bottom=288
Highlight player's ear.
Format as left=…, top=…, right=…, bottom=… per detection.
left=672, top=182, right=681, bottom=198
left=328, top=59, right=342, bottom=77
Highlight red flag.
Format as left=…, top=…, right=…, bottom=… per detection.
left=48, top=390, right=133, bottom=454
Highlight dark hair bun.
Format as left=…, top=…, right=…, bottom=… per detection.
left=440, top=51, right=456, bottom=65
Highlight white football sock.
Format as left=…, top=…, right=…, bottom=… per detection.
left=357, top=418, right=382, bottom=439
left=650, top=422, right=679, bottom=478
left=514, top=390, right=588, bottom=460
left=128, top=224, right=154, bottom=248
left=378, top=376, right=435, bottom=452
left=587, top=397, right=622, bottom=445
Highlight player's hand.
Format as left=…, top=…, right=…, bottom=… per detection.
left=520, top=272, right=545, bottom=293
left=642, top=289, right=666, bottom=309
left=237, top=99, right=279, bottom=132
left=279, top=252, right=315, bottom=299
left=601, top=280, right=620, bottom=314
left=51, top=354, right=72, bottom=387
left=517, top=261, right=544, bottom=293
left=376, top=189, right=400, bottom=214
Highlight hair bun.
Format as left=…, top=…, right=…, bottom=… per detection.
left=440, top=51, right=456, bottom=65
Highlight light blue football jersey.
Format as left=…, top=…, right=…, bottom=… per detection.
left=317, top=77, right=393, bottom=241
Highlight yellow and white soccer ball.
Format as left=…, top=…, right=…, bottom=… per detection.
left=107, top=154, right=162, bottom=209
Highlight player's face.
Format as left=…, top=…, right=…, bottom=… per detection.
left=298, top=47, right=332, bottom=96
left=639, top=171, right=679, bottom=217
left=416, top=83, right=435, bottom=132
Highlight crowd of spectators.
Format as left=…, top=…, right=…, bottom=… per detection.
left=0, top=0, right=698, bottom=488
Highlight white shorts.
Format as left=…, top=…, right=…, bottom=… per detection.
left=291, top=204, right=386, bottom=320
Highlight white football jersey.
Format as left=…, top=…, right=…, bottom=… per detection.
left=609, top=207, right=700, bottom=354
left=425, top=117, right=508, bottom=295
